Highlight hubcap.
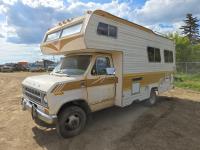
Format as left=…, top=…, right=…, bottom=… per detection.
left=65, top=113, right=80, bottom=130
left=150, top=93, right=156, bottom=104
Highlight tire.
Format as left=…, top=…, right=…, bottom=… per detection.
left=56, top=106, right=87, bottom=138
left=146, top=89, right=157, bottom=106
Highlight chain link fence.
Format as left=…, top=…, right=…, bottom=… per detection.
left=176, top=62, right=200, bottom=74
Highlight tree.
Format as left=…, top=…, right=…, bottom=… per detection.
left=167, top=33, right=200, bottom=62
left=180, top=13, right=200, bottom=44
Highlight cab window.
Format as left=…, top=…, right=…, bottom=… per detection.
left=92, top=56, right=111, bottom=75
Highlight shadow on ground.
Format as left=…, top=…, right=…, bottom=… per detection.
left=32, top=97, right=200, bottom=150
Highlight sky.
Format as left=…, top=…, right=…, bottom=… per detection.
left=0, top=0, right=200, bottom=64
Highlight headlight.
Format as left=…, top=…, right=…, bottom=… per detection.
left=43, top=95, right=48, bottom=106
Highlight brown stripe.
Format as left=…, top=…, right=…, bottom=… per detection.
left=87, top=76, right=118, bottom=87
left=123, top=71, right=173, bottom=90
left=61, top=80, right=85, bottom=92
left=52, top=71, right=173, bottom=95
left=51, top=77, right=118, bottom=95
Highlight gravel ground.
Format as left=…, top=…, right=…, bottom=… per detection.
left=0, top=72, right=200, bottom=150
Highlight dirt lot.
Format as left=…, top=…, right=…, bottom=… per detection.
left=1, top=72, right=200, bottom=150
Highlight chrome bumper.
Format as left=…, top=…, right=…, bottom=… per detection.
left=21, top=97, right=57, bottom=124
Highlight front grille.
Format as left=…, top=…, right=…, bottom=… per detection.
left=23, top=86, right=44, bottom=104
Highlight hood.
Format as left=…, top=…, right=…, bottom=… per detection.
left=22, top=74, right=80, bottom=92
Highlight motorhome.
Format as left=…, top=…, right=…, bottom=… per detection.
left=21, top=10, right=175, bottom=138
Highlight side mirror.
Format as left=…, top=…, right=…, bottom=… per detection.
left=91, top=69, right=96, bottom=75
left=106, top=67, right=115, bottom=75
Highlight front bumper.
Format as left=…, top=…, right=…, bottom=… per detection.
left=21, top=97, right=57, bottom=124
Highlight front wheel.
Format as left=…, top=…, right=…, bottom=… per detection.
left=56, top=106, right=87, bottom=138
left=145, top=89, right=157, bottom=106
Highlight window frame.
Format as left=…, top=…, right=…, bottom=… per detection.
left=108, top=24, right=117, bottom=38
left=45, top=30, right=62, bottom=42
left=91, top=55, right=113, bottom=76
left=164, top=50, right=174, bottom=63
left=97, top=22, right=118, bottom=38
left=155, top=48, right=161, bottom=62
left=97, top=22, right=109, bottom=36
left=61, top=22, right=83, bottom=38
left=147, top=47, right=161, bottom=63
left=44, top=21, right=83, bottom=43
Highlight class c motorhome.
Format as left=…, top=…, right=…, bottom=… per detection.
left=21, top=10, right=175, bottom=138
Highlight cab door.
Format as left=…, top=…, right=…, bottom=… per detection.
left=86, top=55, right=117, bottom=106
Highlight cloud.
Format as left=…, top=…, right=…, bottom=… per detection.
left=5, top=1, right=68, bottom=44
left=1, top=0, right=200, bottom=45
left=0, top=34, right=5, bottom=38
left=0, top=4, right=7, bottom=14
left=1, top=0, right=130, bottom=44
left=0, top=38, right=59, bottom=64
left=0, top=0, right=200, bottom=63
left=134, top=0, right=200, bottom=25
left=21, top=0, right=64, bottom=8
left=0, top=0, right=131, bottom=63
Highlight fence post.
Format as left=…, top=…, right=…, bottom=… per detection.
left=185, top=62, right=188, bottom=74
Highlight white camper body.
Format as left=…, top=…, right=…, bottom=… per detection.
left=22, top=10, right=175, bottom=138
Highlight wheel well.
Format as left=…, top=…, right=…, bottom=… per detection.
left=57, top=100, right=91, bottom=116
left=151, top=87, right=158, bottom=91
left=150, top=87, right=159, bottom=95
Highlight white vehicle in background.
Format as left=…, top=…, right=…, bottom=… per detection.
left=1, top=65, right=14, bottom=72
left=47, top=64, right=56, bottom=71
left=21, top=10, right=175, bottom=138
left=28, top=64, right=44, bottom=72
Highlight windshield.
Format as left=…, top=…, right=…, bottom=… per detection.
left=53, top=55, right=91, bottom=76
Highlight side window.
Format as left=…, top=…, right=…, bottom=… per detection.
left=155, top=48, right=161, bottom=62
left=97, top=22, right=117, bottom=38
left=147, top=47, right=154, bottom=62
left=164, top=50, right=168, bottom=62
left=97, top=22, right=108, bottom=36
left=109, top=25, right=117, bottom=38
left=169, top=51, right=174, bottom=62
left=164, top=50, right=173, bottom=63
left=92, top=57, right=111, bottom=75
left=147, top=47, right=161, bottom=63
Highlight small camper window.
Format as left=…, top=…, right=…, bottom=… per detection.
left=155, top=48, right=161, bottom=62
left=109, top=25, right=117, bottom=38
left=147, top=47, right=161, bottom=63
left=97, top=22, right=108, bottom=36
left=147, top=47, right=154, bottom=62
left=97, top=22, right=117, bottom=38
left=164, top=50, right=174, bottom=63
left=45, top=30, right=61, bottom=42
left=61, top=23, right=82, bottom=37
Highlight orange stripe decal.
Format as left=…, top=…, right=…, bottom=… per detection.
left=51, top=77, right=118, bottom=95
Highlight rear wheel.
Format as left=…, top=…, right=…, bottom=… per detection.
left=146, top=89, right=157, bottom=106
left=56, top=106, right=87, bottom=138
